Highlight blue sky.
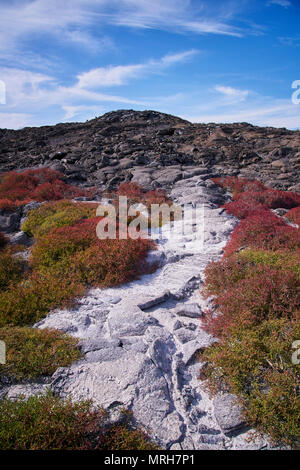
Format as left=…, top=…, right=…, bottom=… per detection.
left=0, top=0, right=299, bottom=129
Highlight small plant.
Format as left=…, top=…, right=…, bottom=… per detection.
left=0, top=252, right=23, bottom=291
left=0, top=327, right=81, bottom=381
left=0, top=392, right=158, bottom=450
left=201, top=177, right=300, bottom=447
left=223, top=210, right=300, bottom=256
left=0, top=392, right=106, bottom=450
left=203, top=261, right=299, bottom=338
left=117, top=182, right=171, bottom=208
left=96, top=424, right=160, bottom=450
left=22, top=200, right=97, bottom=237
left=0, top=268, right=86, bottom=327
left=0, top=216, right=154, bottom=327
left=212, top=176, right=266, bottom=197
left=199, top=318, right=300, bottom=448
left=117, top=182, right=143, bottom=203
left=0, top=168, right=90, bottom=210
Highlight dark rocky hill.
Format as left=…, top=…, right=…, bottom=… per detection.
left=0, top=109, right=299, bottom=192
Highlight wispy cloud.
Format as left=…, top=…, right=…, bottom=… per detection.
left=0, top=0, right=246, bottom=67
left=77, top=50, right=198, bottom=88
left=215, top=85, right=249, bottom=103
left=180, top=86, right=300, bottom=129
left=0, top=49, right=198, bottom=127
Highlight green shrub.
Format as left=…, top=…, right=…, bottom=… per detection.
left=0, top=268, right=85, bottom=327
left=237, top=248, right=300, bottom=278
left=199, top=318, right=300, bottom=447
left=0, top=393, right=158, bottom=450
left=22, top=200, right=96, bottom=237
left=0, top=218, right=154, bottom=327
left=0, top=392, right=106, bottom=450
left=0, top=252, right=23, bottom=291
left=97, top=423, right=160, bottom=450
left=30, top=218, right=154, bottom=287
left=0, top=327, right=81, bottom=381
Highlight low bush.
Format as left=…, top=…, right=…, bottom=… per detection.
left=237, top=248, right=300, bottom=278
left=97, top=423, right=160, bottom=450
left=0, top=392, right=159, bottom=450
left=0, top=217, right=154, bottom=326
left=203, top=261, right=300, bottom=338
left=117, top=182, right=171, bottom=208
left=0, top=327, right=81, bottom=381
left=117, top=182, right=143, bottom=203
left=201, top=176, right=300, bottom=447
left=0, top=252, right=23, bottom=291
left=223, top=210, right=300, bottom=256
left=0, top=168, right=89, bottom=210
left=199, top=318, right=300, bottom=447
left=212, top=176, right=266, bottom=197
left=224, top=189, right=300, bottom=219
left=0, top=392, right=106, bottom=450
left=31, top=218, right=154, bottom=286
left=213, top=176, right=300, bottom=219
left=0, top=268, right=86, bottom=327
left=22, top=200, right=97, bottom=237
left=222, top=199, right=266, bottom=219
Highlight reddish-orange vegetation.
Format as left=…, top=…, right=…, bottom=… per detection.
left=117, top=181, right=171, bottom=207
left=200, top=176, right=300, bottom=447
left=0, top=168, right=91, bottom=210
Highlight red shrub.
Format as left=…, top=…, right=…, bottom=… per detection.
left=32, top=180, right=84, bottom=201
left=212, top=177, right=266, bottom=197
left=31, top=216, right=155, bottom=287
left=117, top=182, right=170, bottom=207
left=0, top=168, right=88, bottom=209
left=222, top=200, right=266, bottom=219
left=234, top=189, right=300, bottom=211
left=203, top=264, right=300, bottom=338
left=117, top=182, right=143, bottom=202
left=224, top=210, right=300, bottom=256
left=144, top=188, right=170, bottom=206
left=286, top=206, right=300, bottom=225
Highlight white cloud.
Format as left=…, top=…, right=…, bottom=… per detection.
left=215, top=85, right=249, bottom=103
left=0, top=49, right=198, bottom=127
left=77, top=65, right=145, bottom=88
left=77, top=50, right=198, bottom=89
left=62, top=105, right=106, bottom=120
left=182, top=21, right=242, bottom=37
left=0, top=0, right=246, bottom=66
left=180, top=88, right=300, bottom=129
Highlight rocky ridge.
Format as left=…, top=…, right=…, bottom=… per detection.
left=0, top=110, right=299, bottom=193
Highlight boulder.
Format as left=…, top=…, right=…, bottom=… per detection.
left=9, top=231, right=32, bottom=246
left=213, top=393, right=245, bottom=435
left=176, top=303, right=202, bottom=318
